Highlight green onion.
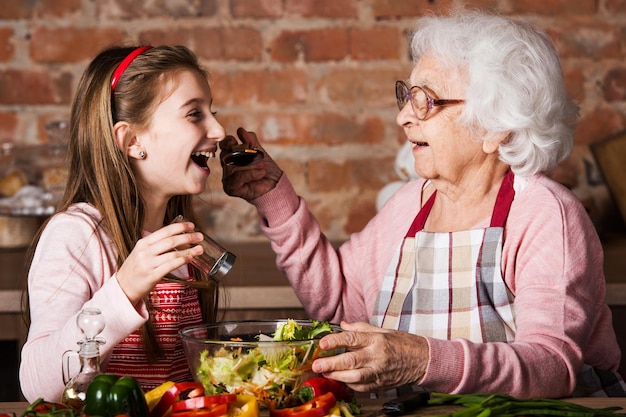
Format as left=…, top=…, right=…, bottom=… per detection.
left=428, top=393, right=624, bottom=417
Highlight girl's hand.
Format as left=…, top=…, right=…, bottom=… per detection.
left=116, top=221, right=204, bottom=305
left=220, top=127, right=283, bottom=202
left=311, top=321, right=430, bottom=392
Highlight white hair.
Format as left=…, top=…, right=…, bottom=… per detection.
left=409, top=10, right=579, bottom=177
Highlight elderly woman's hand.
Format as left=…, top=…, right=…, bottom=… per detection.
left=312, top=321, right=429, bottom=392
left=220, top=127, right=283, bottom=202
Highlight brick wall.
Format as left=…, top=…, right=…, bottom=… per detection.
left=1, top=0, right=625, bottom=242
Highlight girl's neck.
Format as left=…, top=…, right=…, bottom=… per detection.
left=143, top=203, right=168, bottom=232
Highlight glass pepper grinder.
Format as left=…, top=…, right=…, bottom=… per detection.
left=61, top=308, right=106, bottom=411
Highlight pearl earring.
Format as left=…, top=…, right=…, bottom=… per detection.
left=139, top=151, right=145, bottom=159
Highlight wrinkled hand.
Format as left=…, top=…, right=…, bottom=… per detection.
left=220, top=127, right=283, bottom=202
left=116, top=221, right=204, bottom=305
left=312, top=321, right=429, bottom=392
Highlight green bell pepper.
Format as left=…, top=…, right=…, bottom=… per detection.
left=83, top=374, right=149, bottom=417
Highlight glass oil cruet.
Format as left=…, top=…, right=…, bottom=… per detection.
left=61, top=308, right=106, bottom=411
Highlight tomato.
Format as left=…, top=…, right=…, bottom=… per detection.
left=22, top=398, right=71, bottom=417
left=270, top=392, right=337, bottom=417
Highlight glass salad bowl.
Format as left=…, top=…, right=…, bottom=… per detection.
left=180, top=319, right=342, bottom=407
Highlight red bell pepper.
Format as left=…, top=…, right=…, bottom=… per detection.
left=299, top=377, right=353, bottom=402
left=270, top=392, right=337, bottom=417
left=172, top=394, right=236, bottom=412
left=150, top=381, right=205, bottom=417
left=170, top=403, right=227, bottom=417
left=170, top=397, right=228, bottom=417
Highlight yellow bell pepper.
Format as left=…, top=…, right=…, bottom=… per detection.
left=228, top=394, right=260, bottom=417
left=145, top=381, right=176, bottom=412
left=328, top=405, right=341, bottom=416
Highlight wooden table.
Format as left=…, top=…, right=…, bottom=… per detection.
left=2, top=397, right=626, bottom=416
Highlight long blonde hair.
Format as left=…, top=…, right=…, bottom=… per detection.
left=25, top=45, right=219, bottom=361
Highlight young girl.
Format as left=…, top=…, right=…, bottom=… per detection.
left=19, top=45, right=226, bottom=402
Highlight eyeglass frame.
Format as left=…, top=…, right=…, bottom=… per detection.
left=395, top=80, right=465, bottom=121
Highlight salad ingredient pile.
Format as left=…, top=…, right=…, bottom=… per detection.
left=195, top=320, right=337, bottom=407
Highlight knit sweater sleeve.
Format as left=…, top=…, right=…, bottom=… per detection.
left=19, top=204, right=148, bottom=403
left=420, top=175, right=620, bottom=398
left=252, top=174, right=423, bottom=323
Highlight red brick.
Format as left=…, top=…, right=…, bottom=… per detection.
left=285, top=0, right=358, bottom=18
left=603, top=67, right=626, bottom=102
left=270, top=29, right=349, bottom=62
left=269, top=32, right=301, bottom=62
left=510, top=0, right=596, bottom=15
left=308, top=157, right=396, bottom=193
left=194, top=27, right=225, bottom=60
left=30, top=27, right=124, bottom=63
left=318, top=68, right=404, bottom=106
left=563, top=66, right=585, bottom=103
left=0, top=70, right=73, bottom=105
left=140, top=29, right=194, bottom=50
left=575, top=106, right=625, bottom=146
left=37, top=0, right=82, bottom=17
left=231, top=0, right=283, bottom=18
left=210, top=69, right=307, bottom=106
left=12, top=0, right=80, bottom=18
left=605, top=0, right=626, bottom=13
left=549, top=21, right=622, bottom=59
left=218, top=112, right=385, bottom=146
left=308, top=161, right=354, bottom=193
left=350, top=28, right=401, bottom=60
left=371, top=0, right=453, bottom=18
left=548, top=145, right=587, bottom=190
left=273, top=158, right=308, bottom=192
left=221, top=28, right=263, bottom=61
left=0, top=28, right=15, bottom=62
left=309, top=113, right=385, bottom=145
left=97, top=0, right=218, bottom=19
left=258, top=113, right=314, bottom=144
left=0, top=112, right=18, bottom=142
left=0, top=0, right=80, bottom=19
left=344, top=194, right=377, bottom=234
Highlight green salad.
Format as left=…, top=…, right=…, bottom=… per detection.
left=196, top=320, right=335, bottom=407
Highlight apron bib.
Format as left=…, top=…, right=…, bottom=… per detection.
left=106, top=265, right=203, bottom=390
left=373, top=170, right=516, bottom=342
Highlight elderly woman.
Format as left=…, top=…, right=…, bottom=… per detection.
left=221, top=11, right=625, bottom=398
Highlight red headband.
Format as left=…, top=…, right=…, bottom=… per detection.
left=110, top=45, right=153, bottom=91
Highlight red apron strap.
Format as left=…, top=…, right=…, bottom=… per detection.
left=490, top=170, right=515, bottom=227
left=406, top=191, right=436, bottom=237
left=405, top=170, right=515, bottom=237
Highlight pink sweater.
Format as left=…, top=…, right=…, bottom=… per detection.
left=19, top=203, right=189, bottom=403
left=251, top=173, right=621, bottom=398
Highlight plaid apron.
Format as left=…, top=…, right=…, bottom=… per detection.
left=372, top=170, right=516, bottom=342
left=372, top=171, right=626, bottom=396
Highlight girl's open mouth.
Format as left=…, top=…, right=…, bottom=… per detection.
left=191, top=151, right=214, bottom=171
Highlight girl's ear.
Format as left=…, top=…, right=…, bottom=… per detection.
left=113, top=121, right=143, bottom=159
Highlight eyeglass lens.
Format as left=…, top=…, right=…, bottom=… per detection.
left=396, top=81, right=427, bottom=119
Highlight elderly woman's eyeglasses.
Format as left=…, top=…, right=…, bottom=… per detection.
left=395, top=80, right=465, bottom=120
